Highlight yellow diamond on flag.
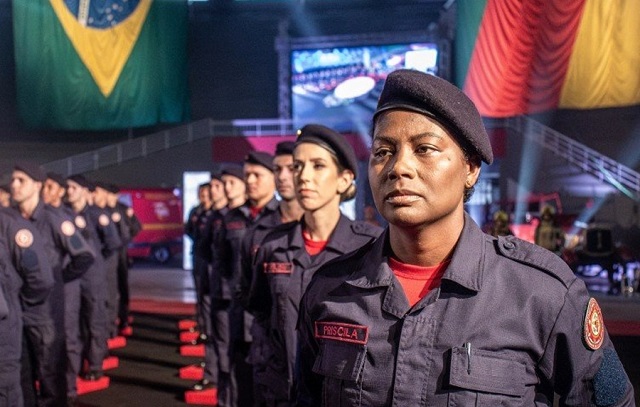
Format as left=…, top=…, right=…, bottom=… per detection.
left=49, top=0, right=153, bottom=98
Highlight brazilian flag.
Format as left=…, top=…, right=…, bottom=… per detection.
left=12, top=0, right=190, bottom=130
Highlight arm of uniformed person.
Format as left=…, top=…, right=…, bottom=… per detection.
left=10, top=217, right=54, bottom=306
left=540, top=280, right=635, bottom=405
left=127, top=207, right=142, bottom=238
left=97, top=211, right=123, bottom=257
left=0, top=281, right=8, bottom=319
left=294, top=290, right=322, bottom=407
left=56, top=216, right=95, bottom=282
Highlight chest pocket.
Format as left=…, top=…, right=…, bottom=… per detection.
left=448, top=346, right=526, bottom=406
left=313, top=340, right=366, bottom=407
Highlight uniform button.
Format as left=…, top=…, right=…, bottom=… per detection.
left=503, top=241, right=516, bottom=249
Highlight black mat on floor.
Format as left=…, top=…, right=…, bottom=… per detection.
left=76, top=312, right=202, bottom=407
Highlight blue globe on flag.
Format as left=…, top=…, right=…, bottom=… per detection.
left=63, top=0, right=141, bottom=28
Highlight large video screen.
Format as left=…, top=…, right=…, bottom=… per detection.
left=291, top=42, right=439, bottom=132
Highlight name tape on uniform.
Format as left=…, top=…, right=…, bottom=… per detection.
left=263, top=262, right=293, bottom=274
left=314, top=321, right=369, bottom=345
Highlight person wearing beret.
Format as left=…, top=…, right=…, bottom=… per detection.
left=11, top=163, right=95, bottom=407
left=295, top=69, right=635, bottom=406
left=246, top=124, right=383, bottom=406
left=103, top=183, right=141, bottom=335
left=211, top=153, right=283, bottom=407
left=42, top=172, right=70, bottom=214
left=91, top=182, right=124, bottom=340
left=0, top=207, right=54, bottom=407
left=65, top=175, right=121, bottom=402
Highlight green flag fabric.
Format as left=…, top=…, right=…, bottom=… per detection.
left=12, top=0, right=190, bottom=131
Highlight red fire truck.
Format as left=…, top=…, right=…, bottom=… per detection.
left=118, top=188, right=183, bottom=263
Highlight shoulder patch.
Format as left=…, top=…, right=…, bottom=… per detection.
left=61, top=220, right=76, bottom=236
left=99, top=214, right=110, bottom=227
left=111, top=212, right=122, bottom=223
left=126, top=207, right=134, bottom=217
left=583, top=298, right=604, bottom=351
left=74, top=216, right=87, bottom=229
left=15, top=228, right=34, bottom=248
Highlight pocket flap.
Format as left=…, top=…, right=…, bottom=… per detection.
left=312, top=340, right=366, bottom=382
left=449, top=346, right=526, bottom=397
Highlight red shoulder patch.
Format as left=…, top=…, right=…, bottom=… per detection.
left=314, top=321, right=369, bottom=345
left=583, top=298, right=604, bottom=350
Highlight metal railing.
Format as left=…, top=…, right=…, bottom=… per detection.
left=507, top=115, right=640, bottom=198
left=42, top=118, right=298, bottom=176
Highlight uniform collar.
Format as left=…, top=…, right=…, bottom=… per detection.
left=239, top=196, right=279, bottom=219
left=288, top=213, right=354, bottom=254
left=345, top=212, right=485, bottom=293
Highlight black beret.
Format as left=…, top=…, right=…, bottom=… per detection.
left=46, top=172, right=67, bottom=188
left=244, top=151, right=274, bottom=171
left=275, top=141, right=296, bottom=156
left=67, top=174, right=91, bottom=190
left=210, top=171, right=223, bottom=182
left=105, top=183, right=120, bottom=194
left=221, top=165, right=244, bottom=181
left=374, top=69, right=493, bottom=164
left=94, top=181, right=110, bottom=191
left=296, top=124, right=358, bottom=179
left=14, top=161, right=46, bottom=182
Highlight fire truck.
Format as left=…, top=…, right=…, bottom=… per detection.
left=118, top=188, right=183, bottom=263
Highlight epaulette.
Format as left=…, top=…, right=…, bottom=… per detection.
left=495, top=235, right=575, bottom=288
left=350, top=221, right=383, bottom=238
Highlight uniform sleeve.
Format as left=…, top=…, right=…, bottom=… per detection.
left=239, top=228, right=256, bottom=303
left=244, top=245, right=271, bottom=318
left=56, top=220, right=96, bottom=282
left=185, top=207, right=197, bottom=241
left=539, top=278, right=635, bottom=406
left=294, top=291, right=323, bottom=407
left=11, top=222, right=54, bottom=306
left=0, top=282, right=8, bottom=320
left=127, top=210, right=142, bottom=238
left=100, top=215, right=123, bottom=256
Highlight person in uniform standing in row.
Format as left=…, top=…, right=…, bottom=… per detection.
left=104, top=183, right=141, bottom=335
left=214, top=152, right=282, bottom=407
left=193, top=172, right=229, bottom=392
left=0, top=207, right=53, bottom=407
left=92, top=182, right=124, bottom=339
left=209, top=165, right=246, bottom=407
left=11, top=162, right=95, bottom=407
left=185, top=182, right=214, bottom=341
left=247, top=124, right=382, bottom=406
left=296, top=69, right=635, bottom=406
left=239, top=141, right=305, bottom=406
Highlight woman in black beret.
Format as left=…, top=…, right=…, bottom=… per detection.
left=296, top=69, right=634, bottom=406
left=244, top=124, right=382, bottom=406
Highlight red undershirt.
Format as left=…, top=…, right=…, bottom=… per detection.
left=302, top=230, right=328, bottom=256
left=249, top=205, right=262, bottom=219
left=389, top=257, right=450, bottom=307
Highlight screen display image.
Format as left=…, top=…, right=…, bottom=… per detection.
left=291, top=43, right=439, bottom=131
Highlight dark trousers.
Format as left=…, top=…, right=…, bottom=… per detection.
left=65, top=268, right=108, bottom=396
left=0, top=364, right=23, bottom=407
left=116, top=248, right=130, bottom=328
left=104, top=253, right=120, bottom=338
left=21, top=323, right=66, bottom=407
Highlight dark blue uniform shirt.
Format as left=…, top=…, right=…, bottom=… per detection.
left=297, top=213, right=634, bottom=406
